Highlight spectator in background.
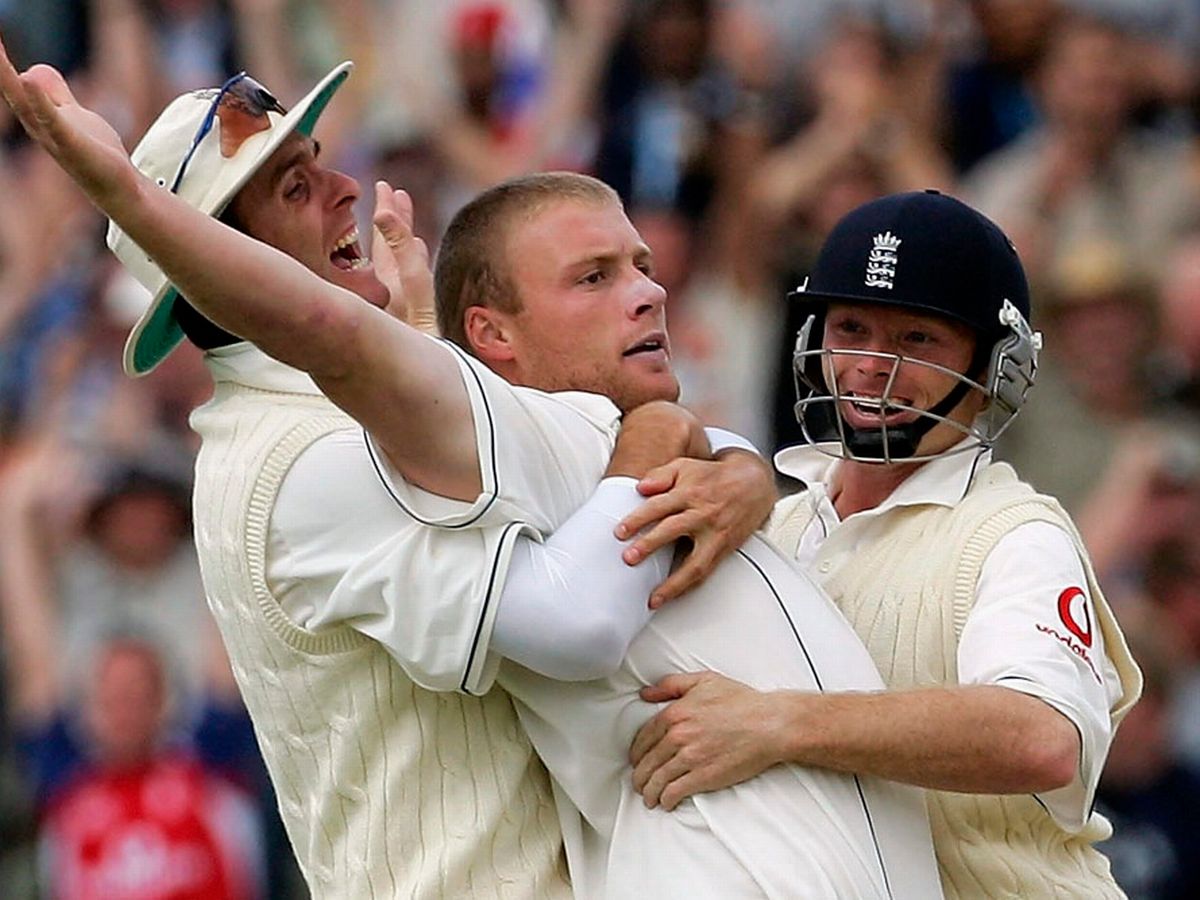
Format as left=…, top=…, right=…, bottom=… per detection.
left=632, top=205, right=780, bottom=450
left=964, top=10, right=1200, bottom=283
left=148, top=0, right=239, bottom=94
left=0, top=116, right=104, bottom=437
left=1096, top=613, right=1200, bottom=900
left=994, top=239, right=1158, bottom=513
left=595, top=0, right=751, bottom=225
left=60, top=459, right=215, bottom=704
left=1152, top=234, right=1200, bottom=413
left=431, top=0, right=624, bottom=190
left=748, top=15, right=953, bottom=254
left=0, top=438, right=265, bottom=900
left=361, top=0, right=625, bottom=243
left=945, top=0, right=1057, bottom=172
left=1069, top=423, right=1200, bottom=864
left=1139, top=537, right=1200, bottom=775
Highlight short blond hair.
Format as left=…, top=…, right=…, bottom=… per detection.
left=434, top=172, right=620, bottom=349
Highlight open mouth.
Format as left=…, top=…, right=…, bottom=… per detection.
left=623, top=334, right=668, bottom=358
left=330, top=227, right=369, bottom=271
left=841, top=393, right=915, bottom=425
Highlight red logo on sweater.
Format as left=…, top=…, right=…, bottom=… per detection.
left=1057, top=586, right=1092, bottom=648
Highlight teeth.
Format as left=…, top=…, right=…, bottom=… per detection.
left=625, top=340, right=663, bottom=356
left=333, top=228, right=359, bottom=252
left=847, top=395, right=909, bottom=416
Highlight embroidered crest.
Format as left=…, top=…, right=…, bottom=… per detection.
left=865, top=231, right=901, bottom=289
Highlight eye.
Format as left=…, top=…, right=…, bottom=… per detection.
left=903, top=330, right=935, bottom=345
left=832, top=317, right=866, bottom=336
left=284, top=178, right=308, bottom=201
left=579, top=269, right=606, bottom=286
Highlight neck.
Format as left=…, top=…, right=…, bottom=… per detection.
left=830, top=457, right=921, bottom=518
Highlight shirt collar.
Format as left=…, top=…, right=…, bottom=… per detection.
left=774, top=439, right=992, bottom=513
left=203, top=342, right=323, bottom=396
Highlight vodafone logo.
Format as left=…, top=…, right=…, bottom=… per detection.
left=1035, top=585, right=1101, bottom=684
left=1057, top=586, right=1092, bottom=648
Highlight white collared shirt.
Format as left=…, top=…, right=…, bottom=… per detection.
left=253, top=342, right=942, bottom=898
left=774, top=441, right=1125, bottom=832
left=243, top=335, right=751, bottom=687
left=204, top=341, right=667, bottom=689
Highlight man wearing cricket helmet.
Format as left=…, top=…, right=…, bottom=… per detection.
left=625, top=190, right=1143, bottom=899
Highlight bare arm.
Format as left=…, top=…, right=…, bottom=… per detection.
left=629, top=674, right=1079, bottom=810
left=90, top=0, right=160, bottom=136
left=433, top=0, right=626, bottom=187
left=0, top=440, right=70, bottom=725
left=0, top=46, right=481, bottom=499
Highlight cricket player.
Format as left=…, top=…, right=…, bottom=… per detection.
left=0, top=51, right=943, bottom=897
left=624, top=192, right=1145, bottom=898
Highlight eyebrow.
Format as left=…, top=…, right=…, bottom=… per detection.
left=572, top=244, right=654, bottom=270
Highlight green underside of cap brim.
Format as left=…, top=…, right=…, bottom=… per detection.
left=130, top=68, right=350, bottom=375
left=298, top=70, right=347, bottom=137
left=131, top=287, right=185, bottom=374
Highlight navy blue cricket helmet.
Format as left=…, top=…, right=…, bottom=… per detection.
left=791, top=190, right=1042, bottom=462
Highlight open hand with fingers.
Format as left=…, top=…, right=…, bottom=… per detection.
left=629, top=671, right=788, bottom=810
left=616, top=449, right=775, bottom=606
left=372, top=181, right=437, bottom=334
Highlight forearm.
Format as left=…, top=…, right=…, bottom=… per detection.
left=108, top=173, right=371, bottom=378
left=109, top=173, right=479, bottom=495
left=775, top=684, right=1079, bottom=794
left=750, top=125, right=855, bottom=224
left=531, top=14, right=617, bottom=165
left=493, top=477, right=671, bottom=680
left=0, top=498, right=61, bottom=721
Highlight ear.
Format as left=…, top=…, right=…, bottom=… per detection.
left=464, top=305, right=517, bottom=365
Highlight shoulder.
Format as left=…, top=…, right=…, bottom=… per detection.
left=524, top=387, right=622, bottom=431
left=961, top=460, right=1067, bottom=525
left=275, top=426, right=414, bottom=540
left=446, top=342, right=621, bottom=434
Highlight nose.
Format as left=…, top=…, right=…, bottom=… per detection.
left=852, top=340, right=899, bottom=380
left=629, top=269, right=668, bottom=319
left=328, top=168, right=360, bottom=209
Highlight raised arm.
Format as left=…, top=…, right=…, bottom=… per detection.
left=0, top=438, right=71, bottom=726
left=0, top=44, right=480, bottom=499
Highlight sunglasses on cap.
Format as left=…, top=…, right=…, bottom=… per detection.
left=168, top=72, right=287, bottom=193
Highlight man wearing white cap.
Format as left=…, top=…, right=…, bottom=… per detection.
left=0, top=57, right=581, bottom=899
left=0, top=47, right=948, bottom=899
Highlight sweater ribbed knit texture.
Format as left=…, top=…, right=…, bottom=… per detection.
left=768, top=461, right=1140, bottom=899
left=191, top=380, right=569, bottom=899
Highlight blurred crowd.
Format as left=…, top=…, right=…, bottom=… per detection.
left=1, top=0, right=1200, bottom=897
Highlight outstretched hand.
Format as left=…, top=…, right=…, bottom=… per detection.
left=372, top=181, right=437, bottom=334
left=0, top=36, right=134, bottom=207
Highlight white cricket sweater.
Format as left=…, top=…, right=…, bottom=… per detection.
left=190, top=371, right=570, bottom=900
left=768, top=460, right=1142, bottom=899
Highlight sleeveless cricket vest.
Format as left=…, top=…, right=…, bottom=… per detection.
left=190, top=374, right=569, bottom=900
left=768, top=461, right=1141, bottom=899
